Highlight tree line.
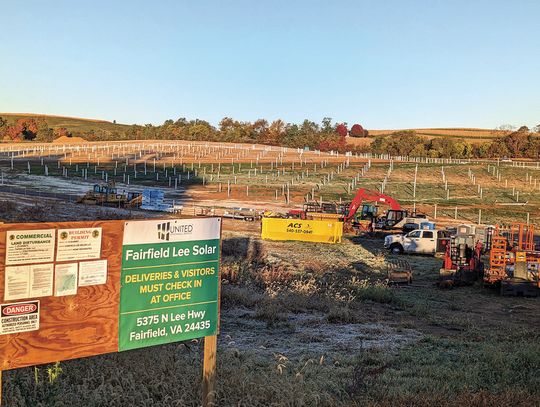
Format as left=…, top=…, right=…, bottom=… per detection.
left=371, top=127, right=540, bottom=158
left=0, top=116, right=368, bottom=151
left=0, top=115, right=539, bottom=158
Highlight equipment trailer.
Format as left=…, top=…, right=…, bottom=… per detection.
left=484, top=223, right=539, bottom=296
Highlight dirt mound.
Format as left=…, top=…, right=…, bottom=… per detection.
left=52, top=135, right=87, bottom=143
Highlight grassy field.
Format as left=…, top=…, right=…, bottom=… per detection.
left=0, top=139, right=539, bottom=405
left=0, top=201, right=538, bottom=406
left=1, top=142, right=540, bottom=226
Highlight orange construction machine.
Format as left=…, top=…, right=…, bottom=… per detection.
left=484, top=223, right=539, bottom=296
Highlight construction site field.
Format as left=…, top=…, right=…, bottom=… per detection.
left=0, top=140, right=539, bottom=406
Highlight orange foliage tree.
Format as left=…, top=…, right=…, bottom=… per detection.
left=3, top=118, right=39, bottom=141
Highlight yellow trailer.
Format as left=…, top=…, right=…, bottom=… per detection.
left=261, top=218, right=343, bottom=244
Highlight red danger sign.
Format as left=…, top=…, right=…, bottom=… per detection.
left=2, top=303, right=38, bottom=316
left=0, top=300, right=40, bottom=335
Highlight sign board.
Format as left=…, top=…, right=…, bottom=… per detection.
left=261, top=218, right=343, bottom=243
left=119, top=218, right=221, bottom=351
left=0, top=220, right=120, bottom=370
left=0, top=217, right=221, bottom=371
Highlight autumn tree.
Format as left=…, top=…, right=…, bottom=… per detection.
left=251, top=119, right=269, bottom=143
left=350, top=123, right=366, bottom=137
left=267, top=119, right=286, bottom=145
left=3, top=125, right=20, bottom=141
left=487, top=140, right=510, bottom=158
left=54, top=127, right=71, bottom=138
left=23, top=119, right=38, bottom=140
left=503, top=126, right=530, bottom=157
left=335, top=123, right=348, bottom=137
left=526, top=137, right=540, bottom=157
left=219, top=117, right=252, bottom=142
left=3, top=118, right=39, bottom=141
left=189, top=119, right=216, bottom=141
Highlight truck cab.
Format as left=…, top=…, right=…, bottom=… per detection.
left=385, top=229, right=448, bottom=255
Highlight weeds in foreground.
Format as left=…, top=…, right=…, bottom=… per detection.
left=32, top=362, right=63, bottom=386
left=46, top=362, right=63, bottom=384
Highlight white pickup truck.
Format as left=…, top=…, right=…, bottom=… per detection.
left=384, top=229, right=449, bottom=255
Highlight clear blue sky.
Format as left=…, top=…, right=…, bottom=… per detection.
left=1, top=0, right=539, bottom=129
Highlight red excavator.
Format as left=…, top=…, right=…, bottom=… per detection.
left=282, top=189, right=425, bottom=233
left=342, top=188, right=416, bottom=233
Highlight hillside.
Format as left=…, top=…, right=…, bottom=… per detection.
left=0, top=113, right=130, bottom=133
left=1, top=113, right=503, bottom=141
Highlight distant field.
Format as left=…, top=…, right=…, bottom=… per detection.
left=346, top=127, right=503, bottom=147
left=0, top=113, right=130, bottom=132
left=345, top=136, right=373, bottom=147
left=342, top=128, right=510, bottom=146
left=368, top=127, right=506, bottom=140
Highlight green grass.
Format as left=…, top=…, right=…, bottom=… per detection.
left=350, top=336, right=540, bottom=405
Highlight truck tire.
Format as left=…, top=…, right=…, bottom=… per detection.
left=389, top=243, right=403, bottom=254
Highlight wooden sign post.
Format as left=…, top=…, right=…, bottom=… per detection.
left=0, top=217, right=222, bottom=405
left=203, top=335, right=218, bottom=407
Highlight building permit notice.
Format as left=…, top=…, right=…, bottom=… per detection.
left=56, top=228, right=102, bottom=261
